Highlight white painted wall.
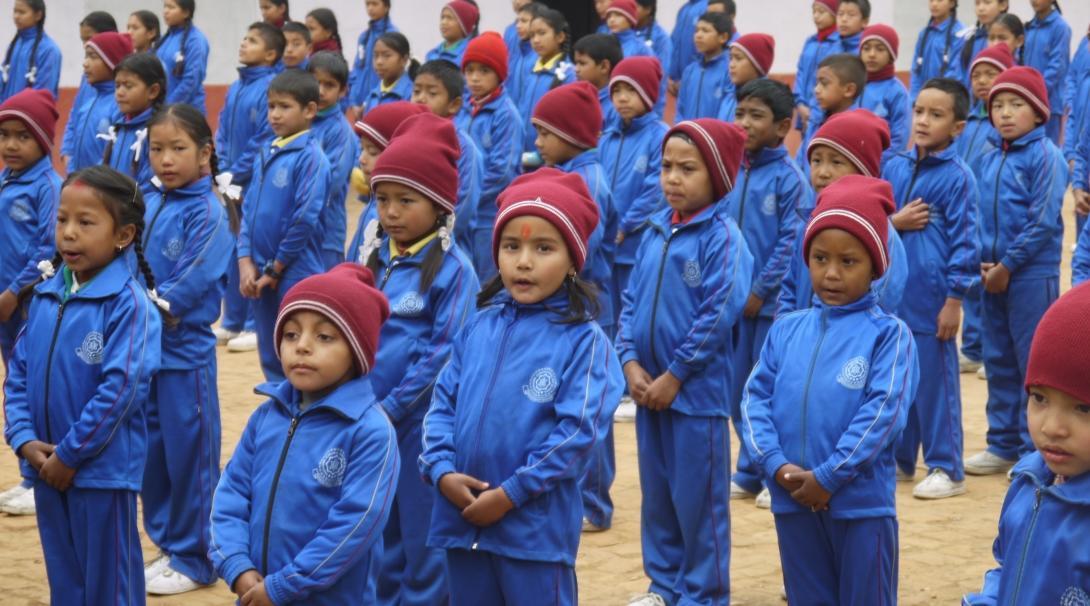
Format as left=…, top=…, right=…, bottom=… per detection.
left=2, top=1, right=1087, bottom=87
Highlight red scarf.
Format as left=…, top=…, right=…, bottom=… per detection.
left=311, top=38, right=340, bottom=55
left=816, top=24, right=836, bottom=42
left=470, top=86, right=504, bottom=117
left=867, top=63, right=896, bottom=82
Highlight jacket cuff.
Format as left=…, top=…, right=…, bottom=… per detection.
left=52, top=442, right=80, bottom=469
left=761, top=451, right=791, bottom=484
left=264, top=571, right=293, bottom=606
left=752, top=281, right=773, bottom=301
left=9, top=431, right=37, bottom=460
left=428, top=460, right=457, bottom=487
left=237, top=245, right=251, bottom=259
left=500, top=475, right=529, bottom=508
left=379, top=399, right=405, bottom=424
left=219, top=554, right=258, bottom=593
left=667, top=359, right=695, bottom=383
left=618, top=349, right=639, bottom=367
left=998, top=256, right=1021, bottom=275
left=812, top=461, right=846, bottom=494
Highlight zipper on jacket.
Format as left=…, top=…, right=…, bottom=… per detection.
left=609, top=132, right=626, bottom=190
left=696, top=67, right=707, bottom=116
left=380, top=259, right=401, bottom=289
left=468, top=315, right=516, bottom=470
left=1009, top=488, right=1043, bottom=604
left=902, top=156, right=922, bottom=210
left=990, top=150, right=1008, bottom=262
left=41, top=301, right=69, bottom=444
left=736, top=166, right=752, bottom=231
left=261, top=415, right=300, bottom=574
left=799, top=310, right=829, bottom=467
left=647, top=231, right=675, bottom=370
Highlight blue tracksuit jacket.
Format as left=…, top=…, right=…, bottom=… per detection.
left=667, top=0, right=708, bottom=83
left=209, top=378, right=399, bottom=605
left=215, top=65, right=277, bottom=188
left=1073, top=218, right=1090, bottom=285
left=362, top=72, right=413, bottom=111
left=909, top=16, right=966, bottom=100
left=0, top=155, right=59, bottom=297
left=507, top=38, right=535, bottom=103
left=515, top=56, right=576, bottom=153
left=956, top=103, right=998, bottom=180
left=60, top=79, right=116, bottom=172
left=1023, top=9, right=1071, bottom=130
left=1074, top=96, right=1090, bottom=193
left=453, top=126, right=484, bottom=243
left=420, top=291, right=624, bottom=565
left=832, top=30, right=863, bottom=54
left=156, top=23, right=210, bottom=113
left=596, top=85, right=620, bottom=135
left=676, top=51, right=731, bottom=122
left=557, top=150, right=616, bottom=328
left=347, top=16, right=398, bottom=110
left=977, top=126, right=1066, bottom=280
left=600, top=112, right=668, bottom=265
left=104, top=106, right=156, bottom=197
left=311, top=107, right=357, bottom=260
left=1063, top=34, right=1090, bottom=165
left=4, top=255, right=162, bottom=490
left=454, top=89, right=521, bottom=229
left=142, top=176, right=233, bottom=369
left=636, top=22, right=673, bottom=79
left=616, top=204, right=754, bottom=417
left=794, top=29, right=840, bottom=117
left=860, top=77, right=911, bottom=163
left=425, top=37, right=470, bottom=66
left=614, top=29, right=667, bottom=119
left=741, top=292, right=919, bottom=518
left=951, top=25, right=989, bottom=88
left=883, top=146, right=979, bottom=332
left=963, top=453, right=1090, bottom=606
left=0, top=26, right=61, bottom=101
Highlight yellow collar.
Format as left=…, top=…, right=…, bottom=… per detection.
left=380, top=76, right=399, bottom=93
left=273, top=129, right=309, bottom=148
left=533, top=53, right=563, bottom=72
left=389, top=231, right=438, bottom=259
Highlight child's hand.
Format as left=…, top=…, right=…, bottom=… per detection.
left=615, top=229, right=625, bottom=245
left=743, top=293, right=764, bottom=319
left=786, top=470, right=831, bottom=511
left=982, top=263, right=1011, bottom=294
left=253, top=274, right=279, bottom=297
left=643, top=372, right=682, bottom=411
left=232, top=570, right=263, bottom=597
left=891, top=199, right=929, bottom=231
left=18, top=440, right=53, bottom=472
left=439, top=473, right=489, bottom=510
left=1074, top=189, right=1090, bottom=217
left=796, top=103, right=810, bottom=126
left=461, top=487, right=514, bottom=527
left=622, top=361, right=653, bottom=405
left=39, top=453, right=75, bottom=492
left=667, top=79, right=680, bottom=97
left=0, top=289, right=17, bottom=323
left=774, top=463, right=806, bottom=493
left=936, top=297, right=962, bottom=341
left=239, top=259, right=259, bottom=298
left=241, top=580, right=274, bottom=606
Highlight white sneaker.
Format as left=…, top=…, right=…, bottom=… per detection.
left=965, top=451, right=1016, bottom=476
left=213, top=326, right=239, bottom=344
left=755, top=487, right=772, bottom=509
left=144, top=554, right=171, bottom=584
left=146, top=565, right=203, bottom=595
left=226, top=331, right=258, bottom=352
left=0, top=486, right=35, bottom=515
left=976, top=366, right=986, bottom=380
left=896, top=467, right=915, bottom=482
left=614, top=396, right=637, bottom=422
left=958, top=353, right=982, bottom=373
left=912, top=469, right=966, bottom=499
left=730, top=481, right=757, bottom=500
left=581, top=517, right=606, bottom=533
left=628, top=593, right=667, bottom=606
left=0, top=483, right=29, bottom=507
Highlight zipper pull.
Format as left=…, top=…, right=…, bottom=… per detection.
left=287, top=416, right=299, bottom=437
left=1033, top=488, right=1042, bottom=510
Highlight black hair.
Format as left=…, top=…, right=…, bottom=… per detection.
left=698, top=11, right=734, bottom=40
left=634, top=0, right=658, bottom=39
left=573, top=33, right=623, bottom=73
left=839, top=0, right=871, bottom=19
left=518, top=1, right=547, bottom=17
left=4, top=0, right=45, bottom=92
left=716, top=0, right=737, bottom=18
left=921, top=77, right=970, bottom=121
left=130, top=10, right=162, bottom=48
left=736, top=78, right=795, bottom=122
left=959, top=1, right=1008, bottom=71
left=282, top=20, right=311, bottom=43
left=914, top=0, right=958, bottom=76
left=155, top=0, right=195, bottom=78
left=374, top=32, right=420, bottom=81
left=990, top=14, right=1025, bottom=64
left=819, top=53, right=866, bottom=97
left=248, top=21, right=287, bottom=63
left=307, top=50, right=350, bottom=87
left=107, top=54, right=168, bottom=176
left=306, top=8, right=343, bottom=50
left=415, top=59, right=464, bottom=100
left=477, top=274, right=601, bottom=324
left=533, top=8, right=572, bottom=62
left=269, top=68, right=320, bottom=107
left=266, top=0, right=291, bottom=22
left=81, top=11, right=118, bottom=34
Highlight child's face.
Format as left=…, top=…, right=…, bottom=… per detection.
left=975, top=0, right=1006, bottom=26
left=573, top=52, right=610, bottom=89
left=56, top=184, right=136, bottom=284
left=283, top=32, right=312, bottom=67
left=305, top=16, right=331, bottom=44
left=259, top=0, right=286, bottom=24
left=267, top=91, right=317, bottom=137
left=970, top=63, right=1001, bottom=101
left=736, top=96, right=788, bottom=152
left=534, top=125, right=582, bottom=167
left=149, top=120, right=211, bottom=190
left=594, top=0, right=611, bottom=20
left=728, top=46, right=760, bottom=85
left=512, top=0, right=532, bottom=13
left=1028, top=385, right=1090, bottom=478
left=808, top=228, right=874, bottom=307
left=988, top=24, right=1023, bottom=52
left=1029, top=0, right=1052, bottom=14
left=913, top=87, right=965, bottom=151
left=464, top=62, right=500, bottom=99
left=13, top=1, right=40, bottom=30
left=0, top=118, right=44, bottom=172
left=809, top=144, right=862, bottom=192
left=79, top=24, right=97, bottom=44
left=693, top=21, right=728, bottom=56
left=412, top=73, right=460, bottom=118
left=606, top=12, right=632, bottom=33
left=279, top=310, right=356, bottom=400
left=611, top=81, right=648, bottom=123
left=375, top=181, right=441, bottom=248
left=929, top=0, right=956, bottom=19
left=661, top=136, right=715, bottom=217
left=372, top=39, right=407, bottom=82
left=114, top=70, right=160, bottom=116
left=358, top=138, right=382, bottom=181
left=83, top=48, right=113, bottom=84
left=812, top=3, right=836, bottom=29
left=366, top=0, right=389, bottom=21
left=162, top=0, right=188, bottom=28
left=990, top=91, right=1040, bottom=140
left=530, top=17, right=564, bottom=59
left=836, top=3, right=868, bottom=37
left=239, top=28, right=274, bottom=67
left=312, top=69, right=344, bottom=111
left=440, top=7, right=463, bottom=43
left=127, top=15, right=157, bottom=52
left=860, top=39, right=893, bottom=73
left=497, top=216, right=574, bottom=305
left=814, top=66, right=855, bottom=113
left=515, top=10, right=535, bottom=40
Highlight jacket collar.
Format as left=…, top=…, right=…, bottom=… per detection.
left=489, top=288, right=573, bottom=318
left=2, top=154, right=53, bottom=183
left=1001, top=125, right=1049, bottom=150
left=16, top=26, right=38, bottom=40
left=271, top=129, right=312, bottom=153
left=1028, top=9, right=1059, bottom=27
left=557, top=149, right=598, bottom=172
left=901, top=143, right=959, bottom=166
left=256, top=375, right=379, bottom=421
left=1013, top=452, right=1090, bottom=506
left=744, top=145, right=788, bottom=169
left=810, top=290, right=879, bottom=314
left=651, top=199, right=721, bottom=231
left=154, top=175, right=212, bottom=197
left=36, top=251, right=138, bottom=301
left=91, top=79, right=116, bottom=94
left=118, top=106, right=153, bottom=126
left=622, top=111, right=659, bottom=133
left=471, top=86, right=505, bottom=116
left=701, top=50, right=727, bottom=67
left=237, top=64, right=276, bottom=81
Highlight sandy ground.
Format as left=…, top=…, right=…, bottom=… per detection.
left=0, top=193, right=1078, bottom=605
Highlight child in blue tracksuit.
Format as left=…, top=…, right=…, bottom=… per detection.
left=676, top=11, right=732, bottom=122
left=966, top=66, right=1066, bottom=476
left=347, top=0, right=397, bottom=118
left=154, top=0, right=209, bottom=113
left=742, top=175, right=919, bottom=606
left=238, top=70, right=330, bottom=382
left=605, top=1, right=653, bottom=61
left=618, top=119, right=753, bottom=605
left=210, top=264, right=399, bottom=606
left=4, top=165, right=163, bottom=604
left=62, top=32, right=130, bottom=173
left=634, top=0, right=672, bottom=77
left=362, top=33, right=415, bottom=111
left=717, top=33, right=775, bottom=122
left=516, top=9, right=576, bottom=161
left=573, top=33, right=624, bottom=132
left=725, top=80, right=806, bottom=499
left=908, top=0, right=965, bottom=100
left=963, top=282, right=1090, bottom=605
left=420, top=168, right=623, bottom=606
left=426, top=1, right=478, bottom=65
left=0, top=0, right=61, bottom=102
left=831, top=0, right=868, bottom=54
left=667, top=0, right=708, bottom=93
left=884, top=78, right=979, bottom=499
left=1064, top=25, right=1090, bottom=234
left=950, top=0, right=1006, bottom=88
left=859, top=25, right=910, bottom=163
left=106, top=53, right=167, bottom=198
left=362, top=113, right=479, bottom=606
left=505, top=2, right=541, bottom=102
left=1022, top=0, right=1071, bottom=142
left=794, top=53, right=866, bottom=177
left=140, top=105, right=233, bottom=593
left=794, top=1, right=840, bottom=133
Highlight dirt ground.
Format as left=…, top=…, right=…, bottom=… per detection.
left=0, top=194, right=1078, bottom=605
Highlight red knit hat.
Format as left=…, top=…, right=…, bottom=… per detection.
left=353, top=101, right=429, bottom=150
left=814, top=0, right=838, bottom=15
left=0, top=89, right=58, bottom=154
left=860, top=24, right=899, bottom=61
left=275, top=264, right=391, bottom=373
left=731, top=33, right=775, bottom=77
left=493, top=167, right=600, bottom=271
left=807, top=109, right=891, bottom=178
left=663, top=119, right=747, bottom=201
left=610, top=56, right=663, bottom=111
left=803, top=175, right=895, bottom=277
left=970, top=43, right=1015, bottom=75
left=462, top=31, right=509, bottom=83
left=445, top=0, right=480, bottom=37
left=532, top=81, right=603, bottom=150
left=988, top=65, right=1050, bottom=122
left=1025, top=282, right=1090, bottom=405
left=606, top=0, right=639, bottom=26
left=85, top=32, right=134, bottom=71
left=371, top=112, right=461, bottom=214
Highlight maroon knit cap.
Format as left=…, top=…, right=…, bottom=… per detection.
left=0, top=89, right=58, bottom=154
left=731, top=33, right=775, bottom=77
left=610, top=56, right=663, bottom=111
left=814, top=0, right=838, bottom=14
left=803, top=175, right=895, bottom=277
left=493, top=167, right=600, bottom=271
left=86, top=32, right=134, bottom=71
left=532, top=81, right=603, bottom=150
left=462, top=31, right=509, bottom=82
left=971, top=43, right=1015, bottom=74
left=1025, top=282, right=1090, bottom=404
left=606, top=0, right=639, bottom=26
left=988, top=65, right=1050, bottom=122
left=807, top=109, right=891, bottom=178
left=445, top=1, right=480, bottom=37
left=861, top=24, right=899, bottom=60
left=371, top=112, right=461, bottom=214
left=353, top=101, right=429, bottom=150
left=663, top=119, right=747, bottom=201
left=275, top=264, right=390, bottom=373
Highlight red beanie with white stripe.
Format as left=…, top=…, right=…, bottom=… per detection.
left=493, top=168, right=599, bottom=271
left=803, top=175, right=895, bottom=277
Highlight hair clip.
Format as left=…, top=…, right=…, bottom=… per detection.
left=130, top=128, right=148, bottom=162
left=174, top=51, right=185, bottom=63
left=359, top=219, right=382, bottom=262
left=148, top=289, right=171, bottom=313
left=0, top=64, right=9, bottom=84
left=215, top=172, right=242, bottom=200
left=37, top=259, right=55, bottom=280
left=25, top=66, right=37, bottom=85
left=96, top=126, right=118, bottom=144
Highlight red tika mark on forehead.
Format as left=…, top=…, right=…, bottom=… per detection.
left=520, top=223, right=532, bottom=239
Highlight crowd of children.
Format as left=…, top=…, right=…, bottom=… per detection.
left=0, top=0, right=1088, bottom=604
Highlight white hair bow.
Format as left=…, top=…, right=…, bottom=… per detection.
left=215, top=172, right=242, bottom=200
left=130, top=128, right=148, bottom=162
left=37, top=259, right=55, bottom=280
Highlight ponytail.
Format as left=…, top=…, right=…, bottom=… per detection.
left=3, top=0, right=46, bottom=90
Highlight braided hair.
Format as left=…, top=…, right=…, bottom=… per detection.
left=307, top=8, right=343, bottom=51
left=635, top=0, right=657, bottom=42
left=533, top=8, right=572, bottom=89
left=4, top=0, right=46, bottom=91
left=156, top=0, right=195, bottom=78
left=363, top=214, right=450, bottom=293
left=915, top=0, right=959, bottom=76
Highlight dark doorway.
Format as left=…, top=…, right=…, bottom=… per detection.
left=542, top=0, right=600, bottom=45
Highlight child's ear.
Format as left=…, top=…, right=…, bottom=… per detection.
left=198, top=143, right=213, bottom=170
left=263, top=47, right=278, bottom=65
left=304, top=101, right=319, bottom=120
left=149, top=82, right=163, bottom=102
left=115, top=223, right=137, bottom=250
left=447, top=94, right=463, bottom=116
left=951, top=119, right=967, bottom=139
left=844, top=81, right=859, bottom=100
left=774, top=116, right=792, bottom=140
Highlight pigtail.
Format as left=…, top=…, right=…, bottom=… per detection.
left=555, top=275, right=600, bottom=324
left=938, top=1, right=957, bottom=73
left=408, top=58, right=421, bottom=81
left=175, top=19, right=192, bottom=77
left=417, top=215, right=454, bottom=292
left=26, top=21, right=43, bottom=86
left=1052, top=1, right=1061, bottom=13
left=959, top=21, right=982, bottom=71
left=2, top=34, right=15, bottom=80
left=209, top=146, right=241, bottom=234
left=15, top=251, right=61, bottom=312
left=364, top=222, right=385, bottom=275
left=133, top=224, right=179, bottom=327
left=476, top=274, right=504, bottom=309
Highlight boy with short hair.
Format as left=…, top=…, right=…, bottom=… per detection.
left=573, top=33, right=624, bottom=128
left=795, top=53, right=867, bottom=174
left=62, top=32, right=132, bottom=172
left=859, top=24, right=910, bottom=162
left=676, top=11, right=732, bottom=122
left=883, top=77, right=979, bottom=499
left=834, top=0, right=869, bottom=53
left=282, top=21, right=312, bottom=70
left=718, top=33, right=775, bottom=122
left=667, top=0, right=710, bottom=97
left=794, top=0, right=840, bottom=134
left=237, top=69, right=331, bottom=382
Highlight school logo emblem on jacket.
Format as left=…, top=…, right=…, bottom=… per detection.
left=523, top=367, right=560, bottom=403
left=634, top=155, right=649, bottom=173
left=481, top=131, right=493, bottom=149
left=163, top=238, right=184, bottom=261
left=761, top=194, right=777, bottom=216
left=393, top=292, right=424, bottom=316
left=836, top=356, right=869, bottom=390
left=682, top=260, right=702, bottom=287
left=7, top=198, right=32, bottom=222
left=272, top=167, right=289, bottom=189
left=1062, top=587, right=1090, bottom=606
left=75, top=332, right=105, bottom=365
left=312, top=447, right=347, bottom=488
